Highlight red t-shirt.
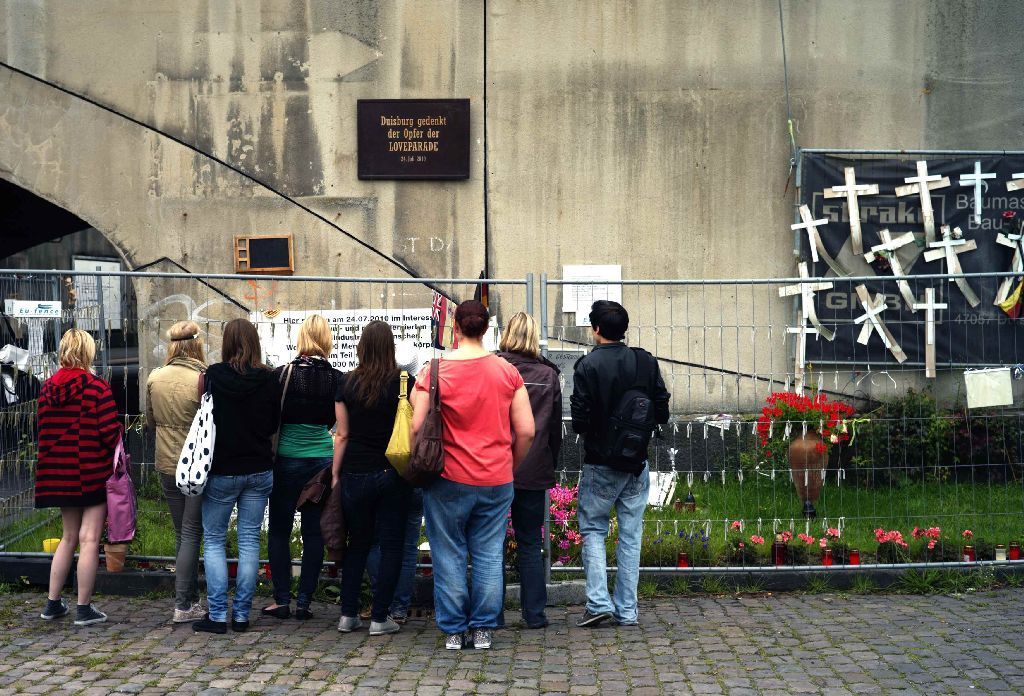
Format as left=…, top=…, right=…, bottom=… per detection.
left=414, top=354, right=524, bottom=487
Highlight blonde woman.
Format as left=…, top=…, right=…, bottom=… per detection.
left=496, top=312, right=563, bottom=629
left=262, top=315, right=343, bottom=621
left=146, top=320, right=207, bottom=623
left=36, top=329, right=121, bottom=626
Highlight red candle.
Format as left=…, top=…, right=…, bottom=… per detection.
left=676, top=551, right=689, bottom=568
left=1010, top=542, right=1021, bottom=561
left=422, top=552, right=433, bottom=577
left=264, top=563, right=272, bottom=580
left=848, top=549, right=860, bottom=566
left=328, top=563, right=338, bottom=578
left=773, top=535, right=786, bottom=566
left=963, top=545, right=975, bottom=563
left=822, top=549, right=833, bottom=567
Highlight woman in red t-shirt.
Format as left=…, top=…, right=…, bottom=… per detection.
left=411, top=300, right=535, bottom=651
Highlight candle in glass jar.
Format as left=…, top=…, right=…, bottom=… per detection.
left=1010, top=542, right=1021, bottom=561
left=848, top=549, right=861, bottom=566
left=963, top=545, right=975, bottom=563
left=822, top=549, right=833, bottom=567
left=772, top=534, right=786, bottom=566
left=996, top=545, right=1007, bottom=561
left=677, top=551, right=689, bottom=568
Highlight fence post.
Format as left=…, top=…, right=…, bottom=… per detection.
left=95, top=273, right=108, bottom=378
left=525, top=273, right=534, bottom=316
left=539, top=272, right=552, bottom=585
left=539, top=273, right=548, bottom=355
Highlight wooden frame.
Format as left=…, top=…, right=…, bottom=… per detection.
left=234, top=235, right=294, bottom=275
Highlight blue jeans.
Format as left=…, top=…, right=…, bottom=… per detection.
left=202, top=471, right=274, bottom=623
left=366, top=487, right=423, bottom=618
left=423, top=478, right=514, bottom=634
left=340, top=468, right=412, bottom=622
left=578, top=464, right=649, bottom=624
left=268, top=456, right=330, bottom=608
left=509, top=488, right=548, bottom=627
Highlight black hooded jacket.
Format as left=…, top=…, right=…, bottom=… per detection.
left=496, top=351, right=563, bottom=490
left=206, top=362, right=282, bottom=476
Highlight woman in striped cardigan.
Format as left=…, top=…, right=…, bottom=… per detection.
left=35, top=329, right=121, bottom=626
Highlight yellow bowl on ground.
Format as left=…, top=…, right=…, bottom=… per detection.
left=42, top=538, right=60, bottom=553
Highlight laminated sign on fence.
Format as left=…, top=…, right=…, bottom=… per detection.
left=254, top=309, right=434, bottom=370
left=800, top=151, right=1024, bottom=366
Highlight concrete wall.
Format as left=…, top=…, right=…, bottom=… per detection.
left=1, top=1, right=1022, bottom=411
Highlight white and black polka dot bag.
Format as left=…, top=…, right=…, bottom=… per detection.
left=176, top=376, right=216, bottom=497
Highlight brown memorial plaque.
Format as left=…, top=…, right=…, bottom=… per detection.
left=357, top=99, right=470, bottom=180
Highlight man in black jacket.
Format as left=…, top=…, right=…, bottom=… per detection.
left=571, top=300, right=670, bottom=628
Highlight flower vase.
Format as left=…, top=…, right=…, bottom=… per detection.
left=787, top=430, right=827, bottom=518
left=103, top=543, right=128, bottom=573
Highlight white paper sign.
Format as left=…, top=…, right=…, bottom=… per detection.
left=253, top=308, right=434, bottom=371
left=964, top=368, right=1014, bottom=409
left=72, top=257, right=122, bottom=330
left=562, top=265, right=622, bottom=327
left=4, top=300, right=62, bottom=318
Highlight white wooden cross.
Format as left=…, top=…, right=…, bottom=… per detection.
left=853, top=284, right=908, bottom=363
left=958, top=161, right=997, bottom=225
left=791, top=204, right=848, bottom=276
left=824, top=167, right=879, bottom=255
left=993, top=221, right=1024, bottom=305
left=923, top=224, right=981, bottom=307
left=895, top=160, right=950, bottom=244
left=863, top=228, right=919, bottom=311
left=912, top=288, right=947, bottom=379
left=1007, top=172, right=1024, bottom=193
left=786, top=324, right=819, bottom=395
left=778, top=262, right=835, bottom=341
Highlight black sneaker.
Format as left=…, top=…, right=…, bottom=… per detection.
left=230, top=619, right=249, bottom=632
left=294, top=607, right=313, bottom=621
left=192, top=614, right=227, bottom=634
left=73, top=604, right=107, bottom=626
left=576, top=610, right=614, bottom=628
left=40, top=598, right=68, bottom=621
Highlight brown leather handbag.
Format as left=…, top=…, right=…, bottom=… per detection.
left=405, top=358, right=445, bottom=487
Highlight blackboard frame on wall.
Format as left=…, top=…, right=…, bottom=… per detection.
left=234, top=235, right=294, bottom=275
left=357, top=98, right=471, bottom=180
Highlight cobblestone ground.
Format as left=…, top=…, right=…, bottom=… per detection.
left=0, top=590, right=1021, bottom=695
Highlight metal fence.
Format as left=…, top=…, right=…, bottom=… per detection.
left=0, top=268, right=1021, bottom=577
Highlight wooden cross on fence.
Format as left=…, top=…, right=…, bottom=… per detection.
left=778, top=262, right=835, bottom=341
left=993, top=222, right=1024, bottom=305
left=912, top=287, right=947, bottom=378
left=786, top=323, right=819, bottom=395
left=823, top=167, right=879, bottom=256
left=853, top=284, right=908, bottom=363
left=863, top=228, right=919, bottom=312
left=791, top=205, right=849, bottom=276
left=923, top=224, right=981, bottom=307
left=895, top=160, right=950, bottom=244
left=958, top=161, right=997, bottom=225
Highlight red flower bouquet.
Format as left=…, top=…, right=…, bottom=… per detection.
left=756, top=391, right=855, bottom=465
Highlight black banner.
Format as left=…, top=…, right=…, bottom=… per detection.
left=800, top=152, right=1024, bottom=366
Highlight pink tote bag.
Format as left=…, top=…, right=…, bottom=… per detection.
left=106, top=436, right=137, bottom=543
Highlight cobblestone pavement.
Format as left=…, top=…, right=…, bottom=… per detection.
left=0, top=590, right=1021, bottom=695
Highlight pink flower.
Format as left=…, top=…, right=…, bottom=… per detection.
left=797, top=533, right=816, bottom=545
left=750, top=535, right=765, bottom=545
left=738, top=542, right=745, bottom=549
left=780, top=531, right=793, bottom=543
left=825, top=528, right=840, bottom=539
left=912, top=527, right=923, bottom=539
left=927, top=540, right=936, bottom=550
left=557, top=555, right=570, bottom=565
left=926, top=527, right=941, bottom=539
left=962, top=530, right=973, bottom=539
left=731, top=520, right=743, bottom=531
left=558, top=540, right=570, bottom=550
left=819, top=538, right=827, bottom=549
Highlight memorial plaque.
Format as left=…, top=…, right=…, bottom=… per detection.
left=357, top=99, right=470, bottom=180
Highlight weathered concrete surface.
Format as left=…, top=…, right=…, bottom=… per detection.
left=1, top=1, right=1022, bottom=410
left=0, top=590, right=1022, bottom=693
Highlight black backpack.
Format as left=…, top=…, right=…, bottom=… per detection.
left=600, top=348, right=656, bottom=475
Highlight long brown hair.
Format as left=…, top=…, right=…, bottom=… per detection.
left=221, top=318, right=267, bottom=372
left=348, top=321, right=398, bottom=407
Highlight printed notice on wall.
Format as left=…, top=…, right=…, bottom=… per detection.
left=357, top=99, right=470, bottom=180
left=254, top=309, right=435, bottom=371
left=562, top=265, right=622, bottom=327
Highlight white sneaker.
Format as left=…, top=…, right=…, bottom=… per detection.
left=444, top=633, right=464, bottom=650
left=173, top=602, right=206, bottom=623
left=471, top=628, right=492, bottom=650
left=369, top=618, right=400, bottom=636
left=337, top=615, right=363, bottom=633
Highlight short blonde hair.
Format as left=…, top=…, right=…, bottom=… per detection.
left=165, top=320, right=206, bottom=365
left=297, top=314, right=333, bottom=358
left=499, top=312, right=540, bottom=358
left=59, top=329, right=96, bottom=370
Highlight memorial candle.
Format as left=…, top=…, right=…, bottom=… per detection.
left=1010, top=542, right=1021, bottom=561
left=848, top=549, right=861, bottom=566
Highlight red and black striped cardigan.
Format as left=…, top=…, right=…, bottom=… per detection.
left=34, top=368, right=121, bottom=509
